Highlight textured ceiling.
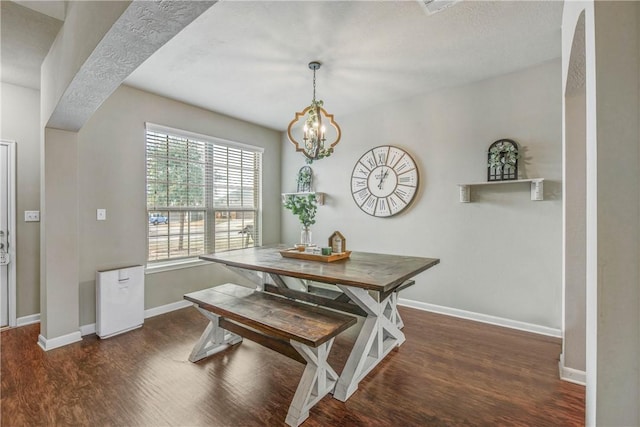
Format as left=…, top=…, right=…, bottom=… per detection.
left=125, top=0, right=564, bottom=131
left=47, top=1, right=216, bottom=131
left=1, top=1, right=62, bottom=89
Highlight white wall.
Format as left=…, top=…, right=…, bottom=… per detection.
left=76, top=85, right=282, bottom=326
left=282, top=60, right=563, bottom=330
left=0, top=83, right=41, bottom=318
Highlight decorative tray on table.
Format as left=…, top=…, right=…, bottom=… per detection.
left=279, top=249, right=352, bottom=263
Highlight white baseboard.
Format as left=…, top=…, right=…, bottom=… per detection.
left=37, top=331, right=82, bottom=351
left=80, top=323, right=96, bottom=336
left=16, top=313, right=40, bottom=327
left=559, top=354, right=586, bottom=385
left=77, top=300, right=194, bottom=336
left=398, top=298, right=562, bottom=338
left=144, top=299, right=193, bottom=319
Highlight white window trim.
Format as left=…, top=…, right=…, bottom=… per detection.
left=145, top=257, right=212, bottom=275
left=145, top=123, right=265, bottom=154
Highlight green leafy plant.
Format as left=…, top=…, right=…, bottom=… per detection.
left=488, top=141, right=519, bottom=171
left=283, top=194, right=317, bottom=228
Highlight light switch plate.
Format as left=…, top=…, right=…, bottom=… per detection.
left=97, top=209, right=106, bottom=221
left=25, top=210, right=40, bottom=222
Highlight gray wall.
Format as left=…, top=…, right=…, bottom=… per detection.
left=591, top=2, right=640, bottom=424
left=0, top=83, right=41, bottom=319
left=281, top=59, right=563, bottom=330
left=564, top=91, right=586, bottom=372
left=41, top=128, right=79, bottom=338
left=563, top=1, right=640, bottom=424
left=76, top=85, right=281, bottom=326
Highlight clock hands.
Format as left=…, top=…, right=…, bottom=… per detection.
left=377, top=168, right=389, bottom=190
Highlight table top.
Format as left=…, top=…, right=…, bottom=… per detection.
left=200, top=244, right=440, bottom=292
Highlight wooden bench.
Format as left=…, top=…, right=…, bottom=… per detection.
left=184, top=283, right=357, bottom=427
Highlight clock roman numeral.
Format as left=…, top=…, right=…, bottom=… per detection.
left=361, top=195, right=377, bottom=215
left=377, top=198, right=388, bottom=214
left=395, top=162, right=407, bottom=173
left=355, top=163, right=370, bottom=177
left=399, top=175, right=413, bottom=184
left=366, top=197, right=375, bottom=208
left=366, top=157, right=375, bottom=169
left=355, top=188, right=371, bottom=204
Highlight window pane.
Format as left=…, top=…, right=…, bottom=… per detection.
left=146, top=127, right=261, bottom=262
left=214, top=210, right=257, bottom=251
left=148, top=233, right=169, bottom=262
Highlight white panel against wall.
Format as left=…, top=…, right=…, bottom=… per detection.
left=96, top=265, right=144, bottom=339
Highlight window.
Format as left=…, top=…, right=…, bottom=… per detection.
left=145, top=123, right=262, bottom=263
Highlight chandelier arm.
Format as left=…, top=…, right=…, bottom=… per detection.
left=319, top=107, right=341, bottom=148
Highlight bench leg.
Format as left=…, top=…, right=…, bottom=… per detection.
left=333, top=285, right=405, bottom=402
left=285, top=338, right=338, bottom=427
left=189, top=307, right=243, bottom=363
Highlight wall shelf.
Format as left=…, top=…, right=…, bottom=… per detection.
left=458, top=178, right=544, bottom=203
left=281, top=192, right=325, bottom=205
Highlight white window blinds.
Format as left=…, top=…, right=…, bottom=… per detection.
left=146, top=124, right=262, bottom=263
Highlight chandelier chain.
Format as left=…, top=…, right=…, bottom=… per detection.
left=312, top=68, right=317, bottom=103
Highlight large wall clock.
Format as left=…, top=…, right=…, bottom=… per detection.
left=350, top=145, right=419, bottom=217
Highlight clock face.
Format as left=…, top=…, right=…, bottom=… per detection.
left=350, top=146, right=419, bottom=217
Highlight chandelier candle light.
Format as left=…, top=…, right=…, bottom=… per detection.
left=287, top=61, right=342, bottom=163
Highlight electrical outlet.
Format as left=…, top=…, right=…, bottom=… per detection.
left=25, top=210, right=40, bottom=222
left=97, top=209, right=107, bottom=221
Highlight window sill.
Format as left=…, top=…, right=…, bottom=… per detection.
left=145, top=258, right=211, bottom=275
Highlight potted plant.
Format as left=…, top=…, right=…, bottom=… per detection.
left=283, top=193, right=318, bottom=246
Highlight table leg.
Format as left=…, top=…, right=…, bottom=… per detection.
left=391, top=291, right=404, bottom=329
left=285, top=338, right=338, bottom=427
left=332, top=285, right=405, bottom=402
left=188, top=307, right=243, bottom=362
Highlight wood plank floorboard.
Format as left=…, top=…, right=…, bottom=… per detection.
left=1, top=306, right=584, bottom=426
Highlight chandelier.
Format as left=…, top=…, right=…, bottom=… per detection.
left=287, top=61, right=341, bottom=162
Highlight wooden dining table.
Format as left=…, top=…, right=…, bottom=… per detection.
left=199, top=244, right=440, bottom=402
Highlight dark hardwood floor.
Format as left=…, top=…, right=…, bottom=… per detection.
left=1, top=306, right=584, bottom=426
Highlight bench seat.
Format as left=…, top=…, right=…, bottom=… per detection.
left=184, top=283, right=356, bottom=427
